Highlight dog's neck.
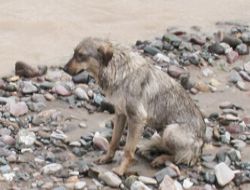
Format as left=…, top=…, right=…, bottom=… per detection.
left=98, top=46, right=145, bottom=96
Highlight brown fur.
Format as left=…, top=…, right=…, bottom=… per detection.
left=64, top=37, right=206, bottom=176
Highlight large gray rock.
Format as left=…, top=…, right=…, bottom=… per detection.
left=20, top=81, right=38, bottom=94
left=215, top=162, right=235, bottom=186
left=98, top=171, right=122, bottom=188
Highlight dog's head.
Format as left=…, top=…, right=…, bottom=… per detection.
left=64, top=37, right=113, bottom=79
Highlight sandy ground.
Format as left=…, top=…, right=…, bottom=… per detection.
left=0, top=0, right=250, bottom=76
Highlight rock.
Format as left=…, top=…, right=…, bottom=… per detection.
left=53, top=84, right=71, bottom=96
left=153, top=53, right=170, bottom=63
left=220, top=42, right=232, bottom=54
left=46, top=69, right=71, bottom=82
left=53, top=186, right=66, bottom=190
left=74, top=181, right=86, bottom=190
left=44, top=93, right=55, bottom=101
left=124, top=175, right=138, bottom=189
left=219, top=101, right=234, bottom=109
left=138, top=176, right=157, bottom=185
left=16, top=129, right=36, bottom=147
left=236, top=81, right=247, bottom=91
left=202, top=68, right=214, bottom=77
left=155, top=166, right=179, bottom=183
left=236, top=43, right=249, bottom=55
left=131, top=181, right=151, bottom=190
left=9, top=101, right=28, bottom=116
left=42, top=182, right=54, bottom=189
left=3, top=172, right=15, bottom=182
left=226, top=50, right=239, bottom=64
left=69, top=141, right=81, bottom=147
left=163, top=34, right=182, bottom=47
left=0, top=165, right=11, bottom=174
left=190, top=35, right=206, bottom=45
left=194, top=81, right=210, bottom=92
left=244, top=62, right=250, bottom=74
left=222, top=35, right=242, bottom=48
left=75, top=87, right=89, bottom=101
left=227, top=149, right=241, bottom=162
left=39, top=81, right=55, bottom=90
left=15, top=61, right=47, bottom=78
left=151, top=40, right=163, bottom=50
left=228, top=70, right=242, bottom=83
left=98, top=171, right=122, bottom=188
left=0, top=129, right=10, bottom=138
left=27, top=102, right=46, bottom=112
left=72, top=71, right=90, bottom=84
left=205, top=127, right=213, bottom=143
left=79, top=122, right=87, bottom=128
left=42, top=163, right=63, bottom=175
left=159, top=175, right=180, bottom=190
left=208, top=43, right=225, bottom=55
left=93, top=94, right=104, bottom=106
left=0, top=147, right=12, bottom=157
left=239, top=71, right=250, bottom=82
left=231, top=139, right=246, bottom=150
left=144, top=45, right=161, bottom=56
left=201, top=153, right=216, bottom=162
left=183, top=178, right=193, bottom=189
left=220, top=131, right=231, bottom=144
left=0, top=135, right=15, bottom=146
left=51, top=130, right=68, bottom=141
left=204, top=171, right=216, bottom=184
left=224, top=114, right=240, bottom=121
left=214, top=162, right=235, bottom=186
left=32, top=109, right=62, bottom=125
left=93, top=132, right=109, bottom=151
left=241, top=32, right=250, bottom=45
left=168, top=65, right=186, bottom=79
left=20, top=81, right=38, bottom=94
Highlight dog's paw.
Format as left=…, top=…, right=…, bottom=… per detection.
left=95, top=154, right=113, bottom=165
left=151, top=155, right=170, bottom=168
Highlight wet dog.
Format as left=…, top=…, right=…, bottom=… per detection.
left=64, top=37, right=206, bottom=176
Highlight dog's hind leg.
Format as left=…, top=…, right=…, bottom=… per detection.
left=162, top=123, right=203, bottom=166
left=96, top=114, right=126, bottom=164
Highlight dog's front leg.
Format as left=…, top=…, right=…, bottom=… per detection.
left=96, top=114, right=126, bottom=164
left=112, top=120, right=144, bottom=176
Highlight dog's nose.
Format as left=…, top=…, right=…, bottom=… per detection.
left=63, top=65, right=68, bottom=72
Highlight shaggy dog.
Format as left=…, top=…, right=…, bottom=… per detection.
left=64, top=37, right=206, bottom=176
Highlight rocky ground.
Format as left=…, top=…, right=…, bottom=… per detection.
left=0, top=22, right=250, bottom=190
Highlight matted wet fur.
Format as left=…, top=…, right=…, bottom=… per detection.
left=64, top=37, right=206, bottom=176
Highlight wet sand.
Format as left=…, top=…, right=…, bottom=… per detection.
left=0, top=0, right=250, bottom=76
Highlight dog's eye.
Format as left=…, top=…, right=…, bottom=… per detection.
left=76, top=52, right=87, bottom=62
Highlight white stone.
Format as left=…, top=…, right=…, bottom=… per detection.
left=215, top=162, right=235, bottom=186
left=74, top=181, right=87, bottom=190
left=138, top=176, right=157, bottom=185
left=93, top=132, right=109, bottom=151
left=98, top=171, right=121, bottom=188
left=17, top=129, right=36, bottom=147
left=131, top=181, right=151, bottom=190
left=183, top=178, right=193, bottom=189
left=42, top=163, right=63, bottom=175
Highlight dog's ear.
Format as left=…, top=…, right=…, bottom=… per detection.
left=98, top=43, right=113, bottom=66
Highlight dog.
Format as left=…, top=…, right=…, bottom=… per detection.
left=64, top=37, right=206, bottom=176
